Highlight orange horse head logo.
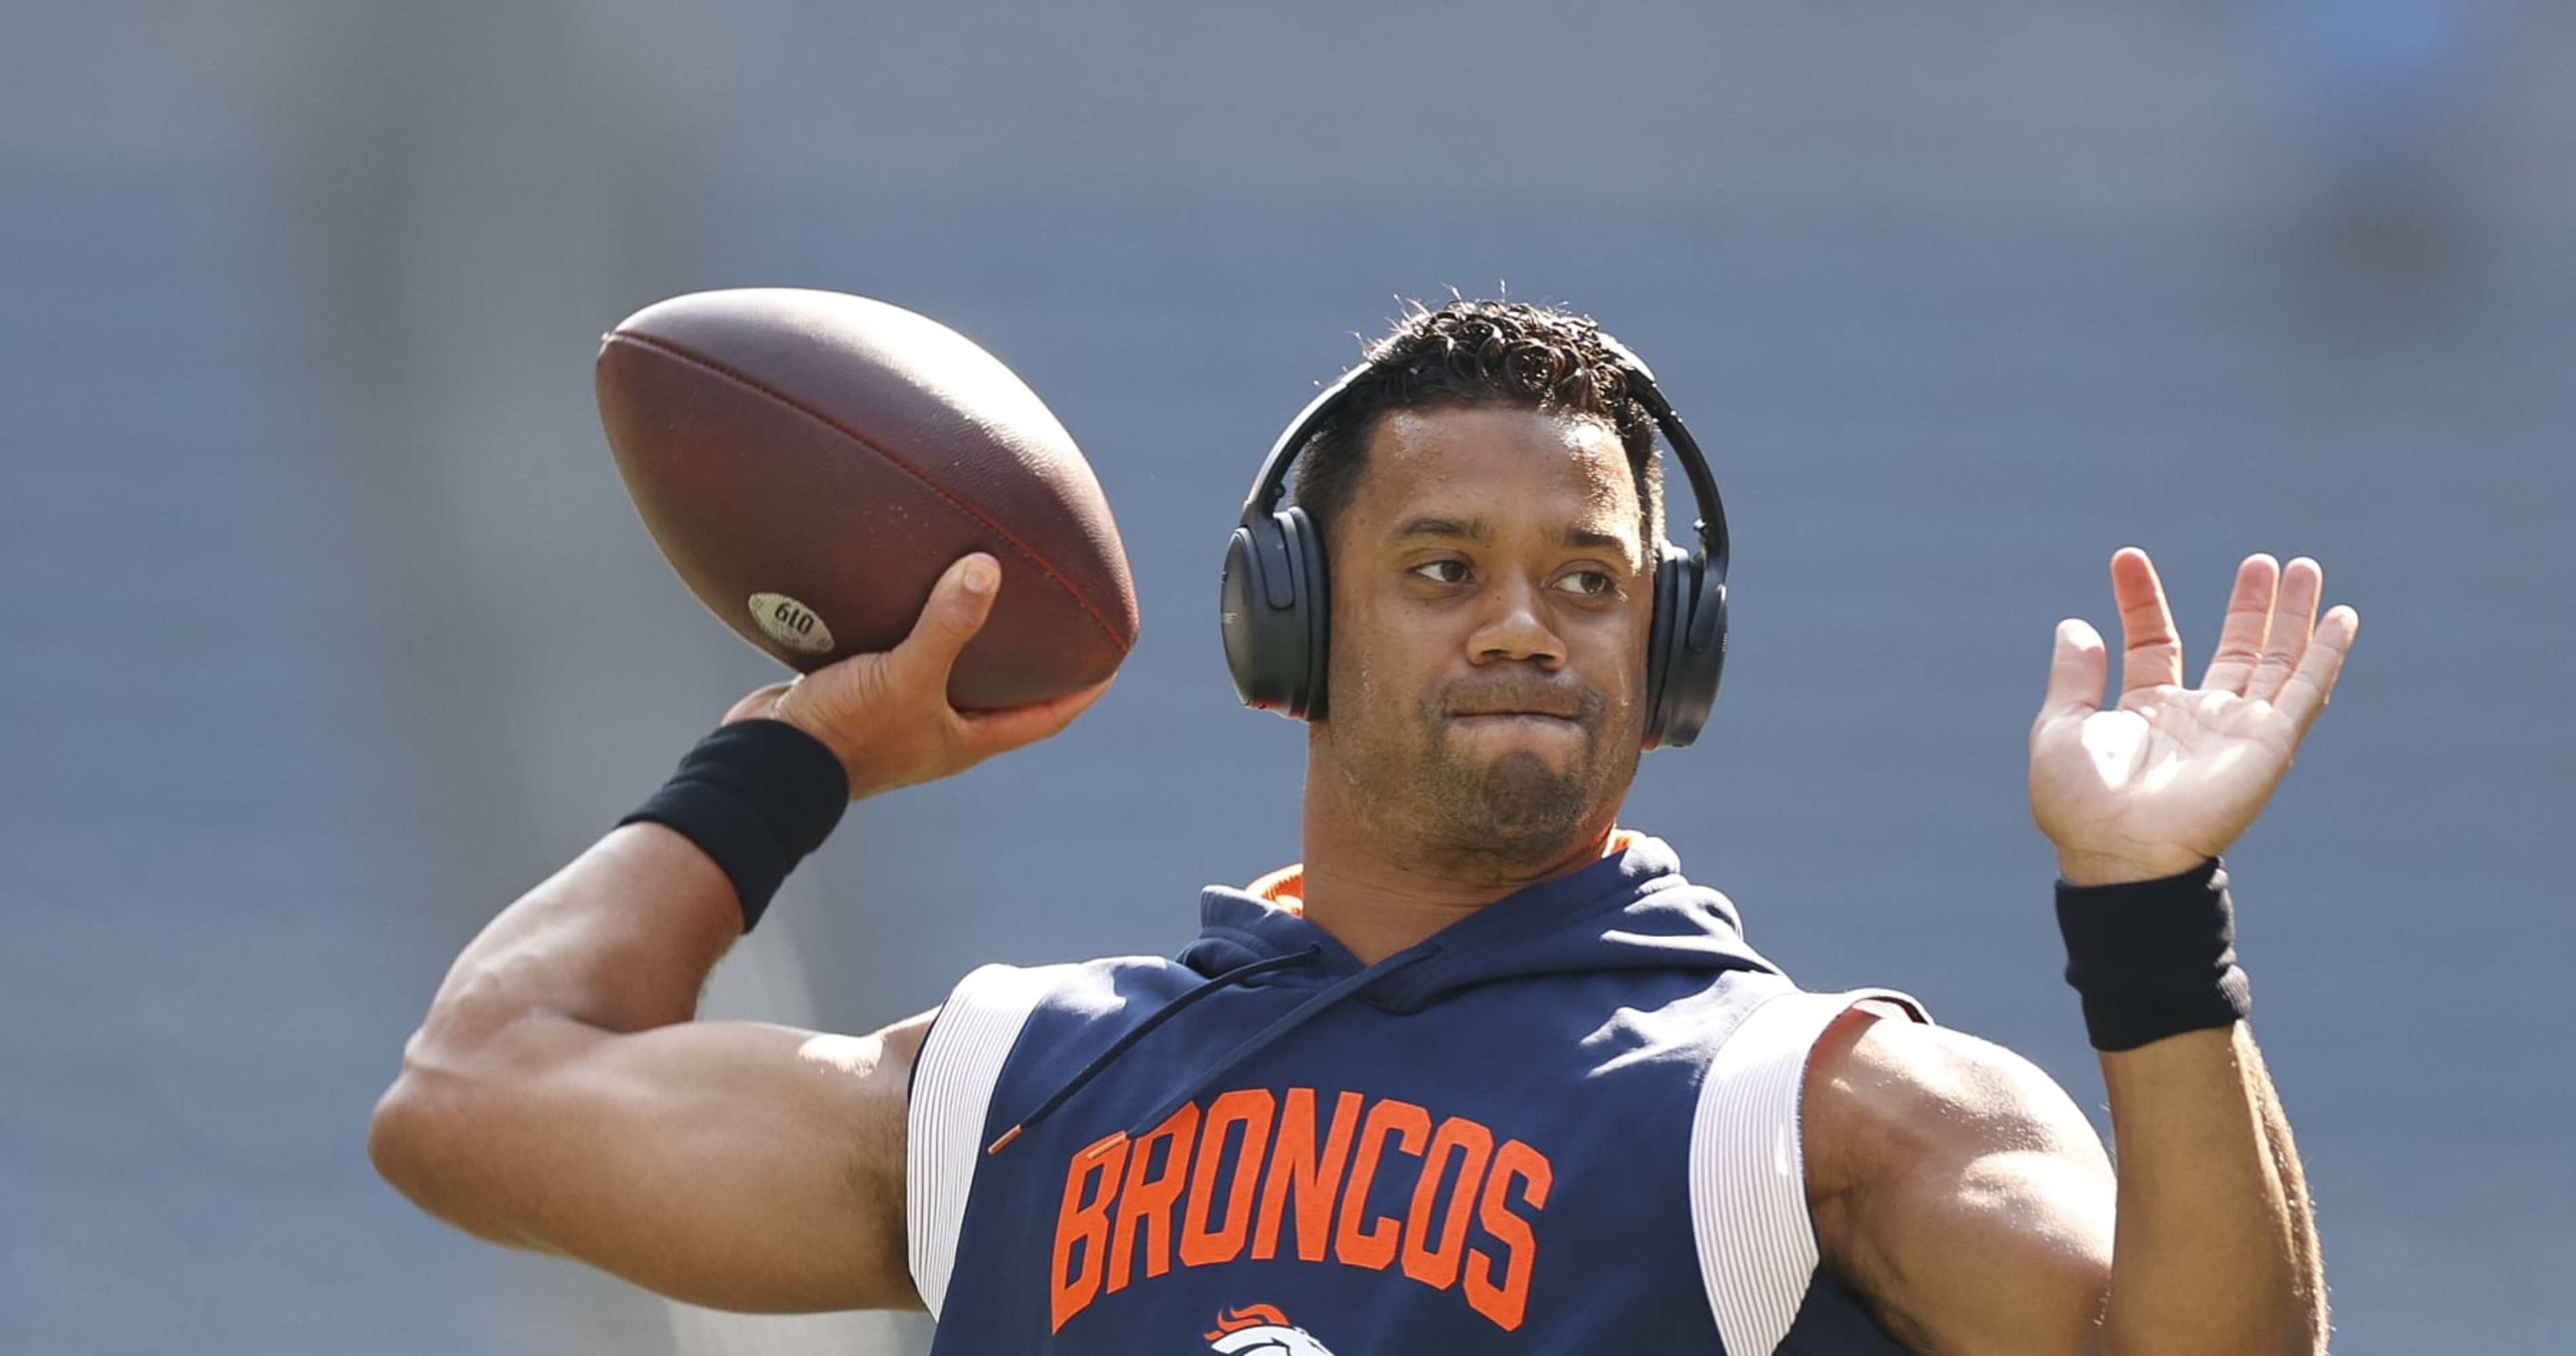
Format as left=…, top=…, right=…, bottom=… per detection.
left=1203, top=1304, right=1337, bottom=1355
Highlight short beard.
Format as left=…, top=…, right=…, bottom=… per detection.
left=1321, top=683, right=1636, bottom=880
left=1415, top=747, right=1601, bottom=869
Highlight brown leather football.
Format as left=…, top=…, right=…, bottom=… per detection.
left=597, top=288, right=1137, bottom=709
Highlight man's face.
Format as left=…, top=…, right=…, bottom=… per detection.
left=1313, top=404, right=1653, bottom=873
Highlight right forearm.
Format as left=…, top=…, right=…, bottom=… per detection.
left=372, top=556, right=1101, bottom=1293
left=420, top=822, right=744, bottom=1040
left=373, top=822, right=745, bottom=1227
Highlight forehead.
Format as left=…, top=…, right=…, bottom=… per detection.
left=1348, top=405, right=1640, bottom=537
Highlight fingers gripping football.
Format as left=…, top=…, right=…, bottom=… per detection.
left=727, top=554, right=1112, bottom=800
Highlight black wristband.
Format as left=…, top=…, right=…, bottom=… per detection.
left=619, top=720, right=849, bottom=932
left=2055, top=858, right=2251, bottom=1052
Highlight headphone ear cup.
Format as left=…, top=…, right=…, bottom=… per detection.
left=1643, top=545, right=1683, bottom=749
left=1219, top=506, right=1331, bottom=718
left=1287, top=506, right=1331, bottom=718
left=1218, top=523, right=1274, bottom=710
left=1643, top=545, right=1726, bottom=750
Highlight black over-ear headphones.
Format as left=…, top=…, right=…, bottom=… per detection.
left=1218, top=340, right=1730, bottom=749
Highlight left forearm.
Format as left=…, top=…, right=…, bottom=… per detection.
left=2095, top=1024, right=2327, bottom=1356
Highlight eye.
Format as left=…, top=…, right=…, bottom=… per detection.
left=1557, top=570, right=1614, bottom=597
left=1411, top=559, right=1470, bottom=586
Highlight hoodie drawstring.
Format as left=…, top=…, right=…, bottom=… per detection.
left=985, top=945, right=1323, bottom=1155
left=1112, top=946, right=1438, bottom=1144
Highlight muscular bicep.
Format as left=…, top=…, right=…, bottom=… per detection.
left=1803, top=1012, right=2116, bottom=1356
left=379, top=1005, right=934, bottom=1313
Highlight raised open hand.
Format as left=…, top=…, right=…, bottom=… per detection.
left=2030, top=549, right=2359, bottom=885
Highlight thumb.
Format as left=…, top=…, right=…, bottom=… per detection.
left=719, top=679, right=799, bottom=725
left=882, top=553, right=1003, bottom=693
left=2033, top=618, right=2108, bottom=738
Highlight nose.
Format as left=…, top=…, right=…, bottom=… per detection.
left=1465, top=576, right=1565, bottom=669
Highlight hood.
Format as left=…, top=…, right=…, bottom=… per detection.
left=984, top=833, right=1775, bottom=1154
left=1181, top=831, right=1778, bottom=1013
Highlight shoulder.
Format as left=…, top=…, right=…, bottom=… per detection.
left=1803, top=1012, right=2106, bottom=1188
left=905, top=955, right=1199, bottom=1315
left=910, top=961, right=1104, bottom=1133
left=1798, top=1012, right=2116, bottom=1351
left=924, top=955, right=1196, bottom=1039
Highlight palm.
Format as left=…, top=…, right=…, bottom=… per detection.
left=2029, top=550, right=2358, bottom=886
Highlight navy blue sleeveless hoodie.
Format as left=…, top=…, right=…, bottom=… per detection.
left=905, top=834, right=1915, bottom=1355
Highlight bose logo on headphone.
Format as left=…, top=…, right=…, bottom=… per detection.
left=1217, top=340, right=1730, bottom=750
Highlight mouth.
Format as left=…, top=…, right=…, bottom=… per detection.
left=1438, top=677, right=1601, bottom=737
left=1447, top=715, right=1584, bottom=752
left=1444, top=698, right=1589, bottom=730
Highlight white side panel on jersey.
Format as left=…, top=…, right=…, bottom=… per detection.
left=906, top=961, right=1075, bottom=1319
left=1691, top=988, right=1925, bottom=1356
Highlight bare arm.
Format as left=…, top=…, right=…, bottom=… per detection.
left=1806, top=1014, right=2322, bottom=1356
left=1811, top=549, right=2352, bottom=1355
left=368, top=553, right=1108, bottom=1311
left=2091, top=1023, right=2322, bottom=1354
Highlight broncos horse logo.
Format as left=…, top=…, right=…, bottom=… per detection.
left=1203, top=1304, right=1337, bottom=1355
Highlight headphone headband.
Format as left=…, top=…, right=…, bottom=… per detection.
left=1236, top=362, right=1369, bottom=528
left=1237, top=348, right=1728, bottom=580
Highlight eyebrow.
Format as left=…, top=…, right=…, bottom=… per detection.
left=1390, top=515, right=1486, bottom=542
left=1390, top=516, right=1635, bottom=555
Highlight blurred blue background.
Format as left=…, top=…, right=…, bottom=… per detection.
left=4, top=3, right=2569, bottom=1352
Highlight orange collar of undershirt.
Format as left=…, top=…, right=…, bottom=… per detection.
left=1244, top=828, right=1645, bottom=915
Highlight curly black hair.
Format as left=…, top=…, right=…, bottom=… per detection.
left=1289, top=298, right=1666, bottom=551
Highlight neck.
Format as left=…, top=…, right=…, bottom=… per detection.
left=1296, top=781, right=1617, bottom=967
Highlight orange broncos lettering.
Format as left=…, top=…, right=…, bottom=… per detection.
left=1251, top=1088, right=1364, bottom=1262
left=1050, top=1133, right=1130, bottom=1331
left=1048, top=1088, right=1549, bottom=1333
left=1180, top=1090, right=1274, bottom=1267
